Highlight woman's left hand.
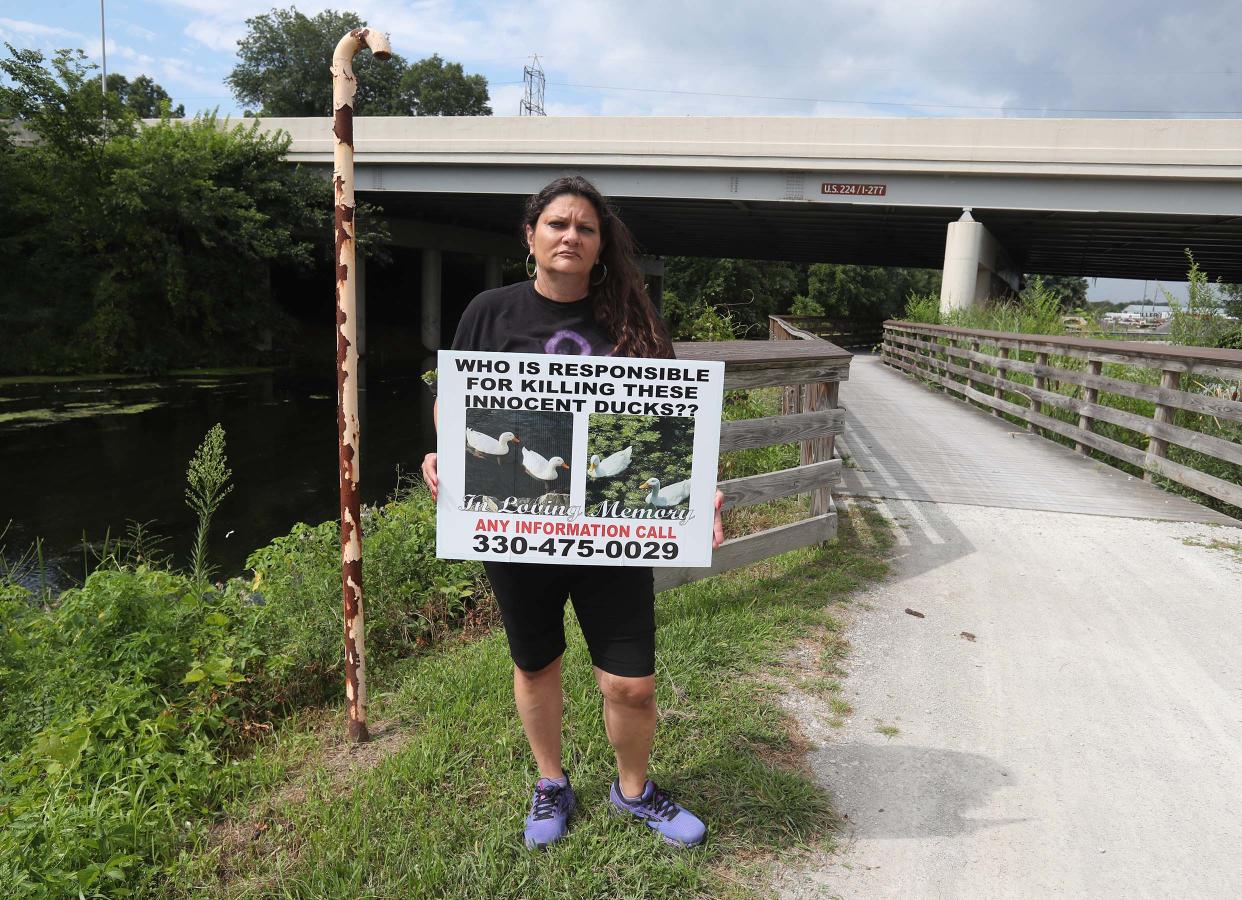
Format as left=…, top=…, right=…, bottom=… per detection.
left=712, top=489, right=725, bottom=549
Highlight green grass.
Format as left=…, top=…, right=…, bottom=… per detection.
left=158, top=504, right=893, bottom=899
left=1182, top=535, right=1242, bottom=561
left=874, top=723, right=900, bottom=739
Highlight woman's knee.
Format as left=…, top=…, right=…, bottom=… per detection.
left=514, top=655, right=562, bottom=684
left=598, top=672, right=655, bottom=708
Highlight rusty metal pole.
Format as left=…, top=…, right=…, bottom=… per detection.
left=332, top=26, right=391, bottom=743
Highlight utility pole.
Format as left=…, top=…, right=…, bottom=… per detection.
left=521, top=54, right=546, bottom=116
left=99, top=0, right=108, bottom=110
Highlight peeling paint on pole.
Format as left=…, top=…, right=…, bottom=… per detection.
left=333, top=26, right=391, bottom=744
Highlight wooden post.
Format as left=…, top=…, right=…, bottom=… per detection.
left=771, top=317, right=801, bottom=416
left=968, top=340, right=981, bottom=398
left=1076, top=359, right=1103, bottom=455
left=1030, top=351, right=1048, bottom=432
left=992, top=346, right=1010, bottom=417
left=1144, top=368, right=1181, bottom=480
left=801, top=380, right=835, bottom=518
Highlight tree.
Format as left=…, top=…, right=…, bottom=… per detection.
left=87, top=73, right=185, bottom=118
left=402, top=54, right=490, bottom=115
left=664, top=258, right=804, bottom=335
left=1023, top=274, right=1088, bottom=309
left=227, top=6, right=491, bottom=117
left=1219, top=283, right=1242, bottom=320
left=0, top=43, right=332, bottom=373
left=800, top=263, right=941, bottom=324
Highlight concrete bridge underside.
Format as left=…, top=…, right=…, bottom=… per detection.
left=366, top=189, right=1242, bottom=284
left=258, top=115, right=1242, bottom=337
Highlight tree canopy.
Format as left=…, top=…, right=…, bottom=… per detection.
left=227, top=7, right=491, bottom=117
left=662, top=256, right=941, bottom=339
left=0, top=44, right=333, bottom=373
left=87, top=72, right=185, bottom=118
left=1023, top=274, right=1088, bottom=309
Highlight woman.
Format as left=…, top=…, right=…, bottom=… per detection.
left=421, top=176, right=723, bottom=849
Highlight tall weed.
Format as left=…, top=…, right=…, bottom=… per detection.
left=185, top=423, right=234, bottom=583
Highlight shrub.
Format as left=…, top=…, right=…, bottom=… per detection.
left=0, top=482, right=488, bottom=893
left=903, top=292, right=941, bottom=324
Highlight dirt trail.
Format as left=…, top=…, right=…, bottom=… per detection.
left=776, top=501, right=1242, bottom=900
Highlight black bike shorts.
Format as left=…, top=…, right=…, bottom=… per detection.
left=483, top=562, right=656, bottom=678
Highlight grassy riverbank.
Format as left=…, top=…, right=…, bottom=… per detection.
left=161, top=501, right=892, bottom=899
left=1, top=494, right=892, bottom=897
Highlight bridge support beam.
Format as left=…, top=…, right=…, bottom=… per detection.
left=421, top=248, right=442, bottom=350
left=940, top=209, right=1020, bottom=313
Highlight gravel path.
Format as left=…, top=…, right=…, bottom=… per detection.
left=776, top=500, right=1242, bottom=900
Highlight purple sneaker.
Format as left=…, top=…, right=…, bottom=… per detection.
left=524, top=776, right=575, bottom=849
left=609, top=779, right=707, bottom=847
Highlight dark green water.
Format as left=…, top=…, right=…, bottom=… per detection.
left=1, top=368, right=437, bottom=589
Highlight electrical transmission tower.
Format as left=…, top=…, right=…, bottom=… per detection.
left=521, top=54, right=546, bottom=116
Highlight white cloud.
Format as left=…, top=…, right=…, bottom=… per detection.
left=0, top=17, right=81, bottom=40
left=123, top=23, right=159, bottom=42
left=127, top=0, right=1242, bottom=118
left=183, top=18, right=243, bottom=53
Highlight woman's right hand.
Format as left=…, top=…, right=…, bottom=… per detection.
left=421, top=452, right=439, bottom=501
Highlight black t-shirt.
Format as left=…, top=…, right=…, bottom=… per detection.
left=452, top=280, right=615, bottom=356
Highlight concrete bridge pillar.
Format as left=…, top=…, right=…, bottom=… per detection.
left=940, top=209, right=1021, bottom=314
left=421, top=248, right=442, bottom=350
left=484, top=255, right=503, bottom=290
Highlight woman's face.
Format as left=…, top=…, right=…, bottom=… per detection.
left=525, top=194, right=602, bottom=281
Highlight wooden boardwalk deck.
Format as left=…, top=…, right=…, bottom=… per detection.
left=836, top=354, right=1240, bottom=526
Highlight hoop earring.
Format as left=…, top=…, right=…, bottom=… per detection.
left=591, top=262, right=608, bottom=286
left=525, top=253, right=537, bottom=278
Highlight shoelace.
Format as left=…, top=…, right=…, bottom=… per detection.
left=530, top=784, right=564, bottom=821
left=646, top=786, right=679, bottom=820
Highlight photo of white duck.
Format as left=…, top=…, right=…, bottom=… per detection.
left=465, top=428, right=519, bottom=463
left=522, top=446, right=570, bottom=484
left=639, top=476, right=692, bottom=508
left=587, top=445, right=632, bottom=480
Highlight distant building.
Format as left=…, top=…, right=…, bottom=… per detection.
left=1119, top=304, right=1171, bottom=318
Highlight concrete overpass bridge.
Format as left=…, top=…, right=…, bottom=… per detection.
left=258, top=116, right=1242, bottom=345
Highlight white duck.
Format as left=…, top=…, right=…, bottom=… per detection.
left=640, top=477, right=692, bottom=507
left=466, top=428, right=519, bottom=463
left=588, top=445, right=633, bottom=480
left=522, top=447, right=570, bottom=482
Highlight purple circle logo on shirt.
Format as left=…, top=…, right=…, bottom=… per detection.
left=545, top=329, right=593, bottom=356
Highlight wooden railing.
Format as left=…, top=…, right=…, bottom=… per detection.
left=654, top=338, right=852, bottom=591
left=882, top=320, right=1242, bottom=511
left=770, top=314, right=883, bottom=350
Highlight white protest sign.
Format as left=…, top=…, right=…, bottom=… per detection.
left=436, top=350, right=724, bottom=568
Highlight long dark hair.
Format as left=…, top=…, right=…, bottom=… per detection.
left=521, top=176, right=673, bottom=359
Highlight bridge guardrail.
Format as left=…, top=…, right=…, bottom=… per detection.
left=880, top=320, right=1242, bottom=512
left=655, top=337, right=851, bottom=591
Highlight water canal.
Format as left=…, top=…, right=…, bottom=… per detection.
left=1, top=368, right=437, bottom=588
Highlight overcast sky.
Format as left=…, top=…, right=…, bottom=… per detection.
left=5, top=1, right=1236, bottom=300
